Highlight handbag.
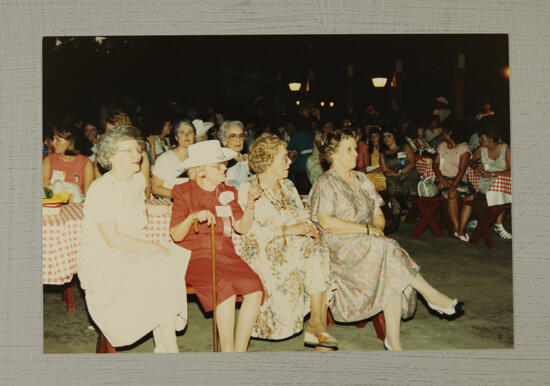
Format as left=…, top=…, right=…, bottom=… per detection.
left=417, top=176, right=439, bottom=197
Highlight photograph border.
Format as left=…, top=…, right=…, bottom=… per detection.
left=2, top=1, right=549, bottom=384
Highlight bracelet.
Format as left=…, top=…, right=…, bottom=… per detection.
left=246, top=205, right=255, bottom=210
left=366, top=223, right=370, bottom=235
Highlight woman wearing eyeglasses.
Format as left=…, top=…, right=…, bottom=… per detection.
left=217, top=120, right=252, bottom=188
left=170, top=140, right=264, bottom=352
left=77, top=125, right=190, bottom=353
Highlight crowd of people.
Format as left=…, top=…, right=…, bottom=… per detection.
left=43, top=94, right=511, bottom=353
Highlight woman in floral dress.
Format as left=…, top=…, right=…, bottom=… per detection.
left=309, top=129, right=462, bottom=351
left=237, top=133, right=337, bottom=349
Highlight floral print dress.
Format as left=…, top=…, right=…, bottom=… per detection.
left=309, top=169, right=419, bottom=322
left=238, top=178, right=332, bottom=340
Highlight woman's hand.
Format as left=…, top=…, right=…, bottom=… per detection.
left=447, top=186, right=458, bottom=200
left=246, top=183, right=262, bottom=205
left=369, top=226, right=385, bottom=237
left=283, top=222, right=319, bottom=240
left=438, top=177, right=452, bottom=189
left=192, top=209, right=216, bottom=226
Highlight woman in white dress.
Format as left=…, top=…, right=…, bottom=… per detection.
left=77, top=125, right=191, bottom=353
left=151, top=120, right=196, bottom=198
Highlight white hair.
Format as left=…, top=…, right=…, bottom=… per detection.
left=217, top=120, right=244, bottom=145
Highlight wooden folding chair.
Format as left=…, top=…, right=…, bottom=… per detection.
left=327, top=309, right=386, bottom=341
left=466, top=194, right=511, bottom=249
left=410, top=196, right=445, bottom=239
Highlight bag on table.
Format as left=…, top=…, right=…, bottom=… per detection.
left=417, top=176, right=439, bottom=198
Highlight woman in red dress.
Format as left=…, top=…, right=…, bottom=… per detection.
left=170, top=140, right=264, bottom=352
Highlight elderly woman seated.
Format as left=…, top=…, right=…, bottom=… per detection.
left=151, top=120, right=196, bottom=198
left=310, top=129, right=462, bottom=351
left=169, top=140, right=264, bottom=352
left=218, top=120, right=252, bottom=188
left=94, top=111, right=151, bottom=198
left=77, top=125, right=190, bottom=353
left=237, top=133, right=338, bottom=350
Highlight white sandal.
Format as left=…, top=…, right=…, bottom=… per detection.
left=453, top=231, right=470, bottom=242
left=494, top=223, right=512, bottom=239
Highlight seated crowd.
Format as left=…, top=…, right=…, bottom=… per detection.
left=44, top=95, right=510, bottom=353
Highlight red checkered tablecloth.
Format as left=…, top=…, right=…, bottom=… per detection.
left=42, top=198, right=174, bottom=285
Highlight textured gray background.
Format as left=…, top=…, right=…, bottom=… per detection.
left=1, top=0, right=549, bottom=384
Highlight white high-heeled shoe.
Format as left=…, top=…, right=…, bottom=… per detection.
left=427, top=299, right=460, bottom=316
left=383, top=337, right=393, bottom=351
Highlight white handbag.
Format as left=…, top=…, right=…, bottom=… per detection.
left=417, top=176, right=440, bottom=198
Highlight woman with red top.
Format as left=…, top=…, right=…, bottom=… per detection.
left=42, top=125, right=93, bottom=195
left=169, top=140, right=264, bottom=352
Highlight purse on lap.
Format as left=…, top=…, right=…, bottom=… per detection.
left=417, top=176, right=439, bottom=197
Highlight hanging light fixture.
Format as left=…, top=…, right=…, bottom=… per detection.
left=288, top=82, right=302, bottom=92
left=329, top=101, right=335, bottom=107
left=371, top=77, right=388, bottom=88
left=296, top=100, right=301, bottom=106
left=320, top=101, right=325, bottom=107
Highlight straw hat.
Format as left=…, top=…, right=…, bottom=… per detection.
left=181, top=140, right=236, bottom=169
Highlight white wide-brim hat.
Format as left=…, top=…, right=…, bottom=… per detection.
left=192, top=119, right=214, bottom=138
left=435, top=96, right=449, bottom=105
left=181, top=140, right=237, bottom=169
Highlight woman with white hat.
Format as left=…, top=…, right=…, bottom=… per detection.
left=169, top=140, right=264, bottom=352
left=151, top=120, right=196, bottom=198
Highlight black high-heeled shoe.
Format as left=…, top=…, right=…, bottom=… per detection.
left=427, top=299, right=465, bottom=319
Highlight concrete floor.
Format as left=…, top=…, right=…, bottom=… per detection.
left=43, top=221, right=513, bottom=353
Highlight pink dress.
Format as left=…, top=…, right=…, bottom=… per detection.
left=309, top=170, right=419, bottom=322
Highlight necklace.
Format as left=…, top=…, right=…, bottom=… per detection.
left=258, top=177, right=299, bottom=217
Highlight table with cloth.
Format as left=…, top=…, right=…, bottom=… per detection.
left=42, top=198, right=174, bottom=312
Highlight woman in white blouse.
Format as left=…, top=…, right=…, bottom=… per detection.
left=151, top=120, right=196, bottom=198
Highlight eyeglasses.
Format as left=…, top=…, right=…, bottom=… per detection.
left=177, top=130, right=195, bottom=136
left=228, top=133, right=245, bottom=140
left=116, top=147, right=141, bottom=155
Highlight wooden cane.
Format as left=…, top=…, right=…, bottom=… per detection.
left=210, top=222, right=218, bottom=352
left=194, top=218, right=219, bottom=352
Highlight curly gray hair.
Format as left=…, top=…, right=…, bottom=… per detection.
left=218, top=120, right=244, bottom=145
left=97, top=125, right=140, bottom=169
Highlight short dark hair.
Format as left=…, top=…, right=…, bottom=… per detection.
left=380, top=127, right=405, bottom=151
left=479, top=122, right=502, bottom=142
left=322, top=129, right=356, bottom=164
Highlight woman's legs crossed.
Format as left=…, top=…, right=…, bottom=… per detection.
left=411, top=273, right=455, bottom=310
left=382, top=294, right=403, bottom=351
